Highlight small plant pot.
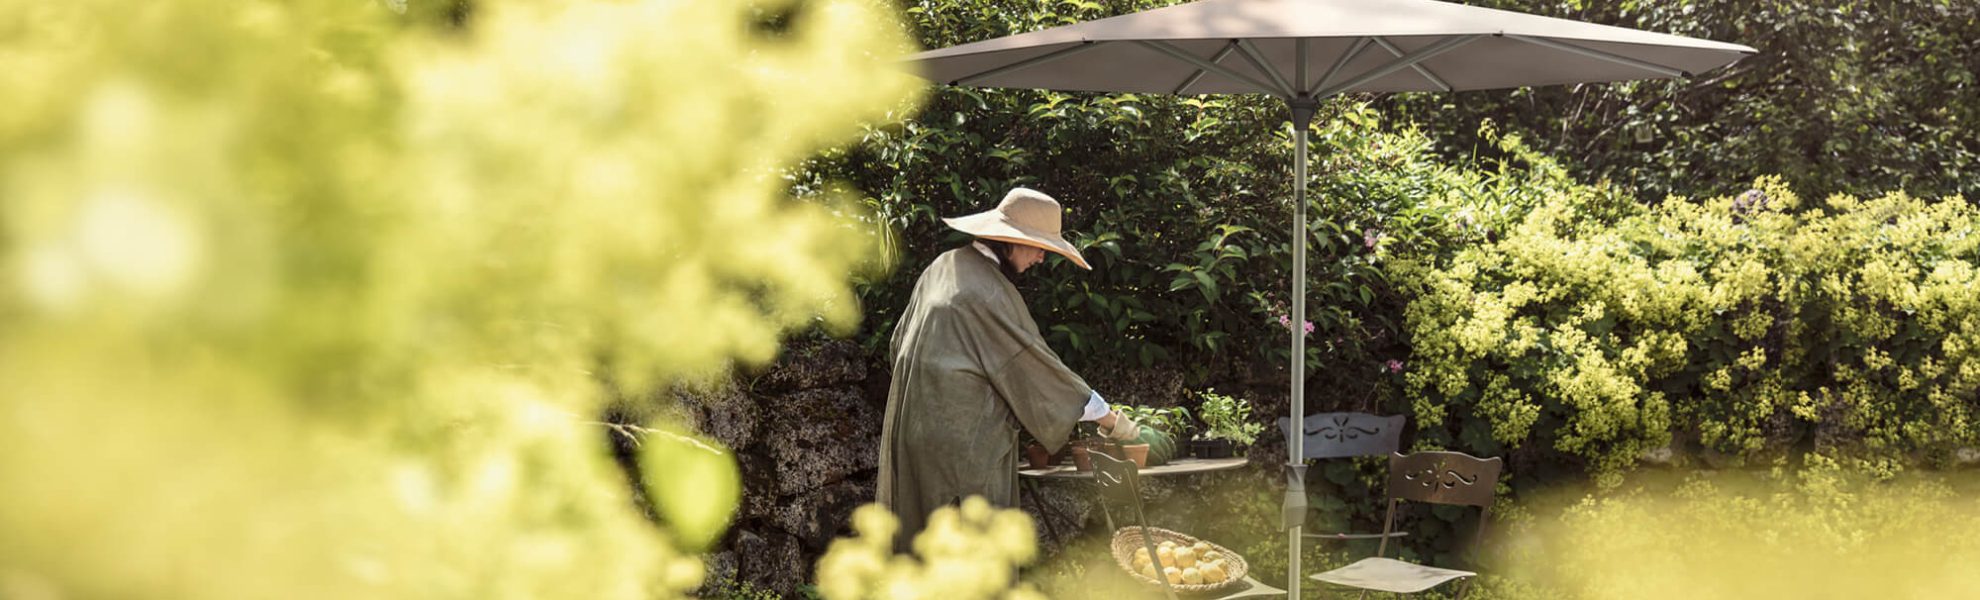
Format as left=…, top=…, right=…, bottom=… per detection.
left=1118, top=443, right=1150, bottom=468
left=1024, top=442, right=1054, bottom=469
left=1191, top=438, right=1235, bottom=459
left=1070, top=445, right=1094, bottom=472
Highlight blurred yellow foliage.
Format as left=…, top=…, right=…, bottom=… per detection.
left=1505, top=458, right=1980, bottom=599
left=817, top=498, right=1046, bottom=600
left=0, top=0, right=920, bottom=597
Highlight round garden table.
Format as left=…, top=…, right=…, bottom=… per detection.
left=1019, top=456, right=1249, bottom=542
left=1019, top=456, right=1250, bottom=480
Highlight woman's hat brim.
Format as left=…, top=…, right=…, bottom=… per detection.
left=942, top=212, right=1091, bottom=270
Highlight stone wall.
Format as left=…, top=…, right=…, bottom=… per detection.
left=673, top=339, right=879, bottom=597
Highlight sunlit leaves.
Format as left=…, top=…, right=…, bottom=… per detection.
left=0, top=0, right=920, bottom=596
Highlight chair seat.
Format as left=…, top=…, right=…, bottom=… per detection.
left=1205, top=575, right=1286, bottom=599
left=1310, top=557, right=1474, bottom=594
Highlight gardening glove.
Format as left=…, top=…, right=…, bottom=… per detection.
left=1101, top=413, right=1141, bottom=441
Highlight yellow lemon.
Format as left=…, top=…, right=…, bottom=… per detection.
left=1134, top=547, right=1150, bottom=562
left=1192, top=541, right=1213, bottom=556
left=1200, top=561, right=1229, bottom=583
left=1133, top=555, right=1152, bottom=570
left=1201, top=550, right=1224, bottom=564
left=1156, top=546, right=1174, bottom=565
left=1140, top=564, right=1159, bottom=580
left=1174, top=546, right=1196, bottom=569
left=1164, top=567, right=1183, bottom=585
left=1182, top=567, right=1204, bottom=585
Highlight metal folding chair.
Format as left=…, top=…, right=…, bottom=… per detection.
left=1309, top=451, right=1503, bottom=598
left=1093, top=450, right=1181, bottom=600
left=1280, top=413, right=1410, bottom=544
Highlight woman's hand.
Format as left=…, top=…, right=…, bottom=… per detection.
left=1100, top=412, right=1141, bottom=441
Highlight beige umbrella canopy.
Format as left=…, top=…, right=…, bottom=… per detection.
left=915, top=0, right=1754, bottom=97
left=909, top=1, right=1752, bottom=596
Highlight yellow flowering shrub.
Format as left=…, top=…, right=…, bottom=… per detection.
left=816, top=498, right=1046, bottom=600
left=1404, top=172, right=1980, bottom=485
left=0, top=0, right=919, bottom=597
left=1503, top=456, right=1980, bottom=599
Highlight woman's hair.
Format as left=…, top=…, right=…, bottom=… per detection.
left=976, top=238, right=1026, bottom=283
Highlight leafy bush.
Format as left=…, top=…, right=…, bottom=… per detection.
left=0, top=0, right=918, bottom=596
left=1402, top=170, right=1980, bottom=485
left=816, top=498, right=1046, bottom=600
left=1501, top=456, right=1980, bottom=599
left=1383, top=0, right=1980, bottom=203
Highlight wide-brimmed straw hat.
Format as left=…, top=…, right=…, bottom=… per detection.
left=942, top=187, right=1091, bottom=270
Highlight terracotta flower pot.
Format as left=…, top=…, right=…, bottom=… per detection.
left=1070, top=445, right=1094, bottom=472
left=1118, top=443, right=1150, bottom=469
left=1024, top=442, right=1054, bottom=469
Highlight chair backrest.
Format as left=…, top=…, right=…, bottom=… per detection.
left=1384, top=451, right=1502, bottom=507
left=1372, top=450, right=1504, bottom=562
left=1090, top=449, right=1144, bottom=507
left=1089, top=451, right=1178, bottom=600
left=1280, top=412, right=1406, bottom=460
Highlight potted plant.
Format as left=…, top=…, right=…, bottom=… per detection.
left=1106, top=404, right=1188, bottom=467
left=1070, top=423, right=1102, bottom=471
left=1020, top=431, right=1054, bottom=469
left=1191, top=389, right=1262, bottom=458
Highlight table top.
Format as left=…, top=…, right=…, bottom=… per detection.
left=1019, top=456, right=1250, bottom=480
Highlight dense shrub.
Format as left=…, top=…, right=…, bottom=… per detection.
left=1382, top=0, right=1980, bottom=202
left=1403, top=169, right=1980, bottom=485
left=0, top=0, right=918, bottom=596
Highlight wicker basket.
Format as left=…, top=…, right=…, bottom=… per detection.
left=1110, top=527, right=1249, bottom=594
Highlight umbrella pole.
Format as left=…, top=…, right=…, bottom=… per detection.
left=1285, top=96, right=1317, bottom=600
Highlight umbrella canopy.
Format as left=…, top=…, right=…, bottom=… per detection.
left=908, top=2, right=1751, bottom=597
left=914, top=0, right=1753, bottom=98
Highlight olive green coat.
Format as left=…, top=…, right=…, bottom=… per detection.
left=877, top=247, right=1091, bottom=549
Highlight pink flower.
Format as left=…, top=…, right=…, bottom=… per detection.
left=1363, top=229, right=1380, bottom=249
left=1384, top=359, right=1404, bottom=373
left=1277, top=315, right=1315, bottom=336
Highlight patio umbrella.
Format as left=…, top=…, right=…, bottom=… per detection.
left=908, top=0, right=1753, bottom=595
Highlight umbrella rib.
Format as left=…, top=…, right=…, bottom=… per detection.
left=1236, top=39, right=1297, bottom=97
left=1310, top=37, right=1373, bottom=96
left=1505, top=34, right=1690, bottom=78
left=1373, top=37, right=1452, bottom=92
left=1172, top=41, right=1239, bottom=95
left=1137, top=40, right=1285, bottom=98
left=951, top=41, right=1105, bottom=86
left=1315, top=35, right=1479, bottom=98
left=1296, top=39, right=1309, bottom=93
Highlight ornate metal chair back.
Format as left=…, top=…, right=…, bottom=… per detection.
left=1373, top=450, right=1504, bottom=563
left=1384, top=450, right=1502, bottom=507
left=1280, top=412, right=1405, bottom=460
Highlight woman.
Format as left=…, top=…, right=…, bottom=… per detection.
left=876, top=187, right=1140, bottom=550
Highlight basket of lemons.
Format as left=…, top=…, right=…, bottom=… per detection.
left=1111, top=527, right=1248, bottom=593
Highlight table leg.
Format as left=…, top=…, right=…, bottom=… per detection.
left=1022, top=478, right=1063, bottom=544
